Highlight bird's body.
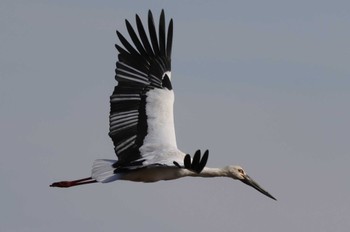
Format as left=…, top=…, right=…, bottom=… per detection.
left=50, top=10, right=276, bottom=201
left=114, top=167, right=243, bottom=183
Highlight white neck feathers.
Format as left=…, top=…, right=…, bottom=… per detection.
left=184, top=167, right=229, bottom=178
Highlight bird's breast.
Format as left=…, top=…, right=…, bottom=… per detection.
left=120, top=166, right=186, bottom=183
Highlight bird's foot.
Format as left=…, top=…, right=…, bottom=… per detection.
left=50, top=181, right=75, bottom=188
left=174, top=150, right=209, bottom=173
left=50, top=177, right=97, bottom=188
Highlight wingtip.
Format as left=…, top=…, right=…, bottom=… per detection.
left=148, top=9, right=153, bottom=17
left=160, top=9, right=165, bottom=19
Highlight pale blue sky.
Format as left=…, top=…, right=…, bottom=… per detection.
left=1, top=1, right=350, bottom=231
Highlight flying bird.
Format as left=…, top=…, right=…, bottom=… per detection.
left=50, top=10, right=276, bottom=201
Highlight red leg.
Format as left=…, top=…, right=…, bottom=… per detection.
left=50, top=177, right=97, bottom=188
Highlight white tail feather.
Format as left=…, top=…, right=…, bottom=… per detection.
left=91, top=159, right=121, bottom=183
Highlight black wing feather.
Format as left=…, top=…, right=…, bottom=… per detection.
left=125, top=19, right=148, bottom=57
left=166, top=19, right=173, bottom=64
left=159, top=10, right=166, bottom=58
left=136, top=14, right=154, bottom=56
left=116, top=31, right=140, bottom=56
left=148, top=10, right=160, bottom=56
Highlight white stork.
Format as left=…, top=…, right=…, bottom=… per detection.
left=50, top=10, right=276, bottom=201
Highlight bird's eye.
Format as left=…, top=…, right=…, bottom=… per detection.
left=238, top=169, right=244, bottom=174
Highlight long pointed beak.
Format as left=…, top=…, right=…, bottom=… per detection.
left=240, top=175, right=277, bottom=201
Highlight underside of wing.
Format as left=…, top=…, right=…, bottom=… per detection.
left=109, top=10, right=176, bottom=169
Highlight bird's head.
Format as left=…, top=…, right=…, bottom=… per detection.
left=226, top=165, right=277, bottom=200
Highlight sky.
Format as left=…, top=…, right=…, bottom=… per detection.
left=1, top=0, right=350, bottom=231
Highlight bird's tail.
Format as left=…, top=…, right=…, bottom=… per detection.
left=91, top=159, right=121, bottom=183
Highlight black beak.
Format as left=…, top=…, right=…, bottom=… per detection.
left=240, top=175, right=277, bottom=201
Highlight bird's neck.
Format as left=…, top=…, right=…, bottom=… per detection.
left=193, top=167, right=229, bottom=178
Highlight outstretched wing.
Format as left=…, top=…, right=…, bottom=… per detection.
left=109, top=10, right=176, bottom=169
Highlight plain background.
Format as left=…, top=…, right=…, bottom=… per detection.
left=1, top=1, right=349, bottom=231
